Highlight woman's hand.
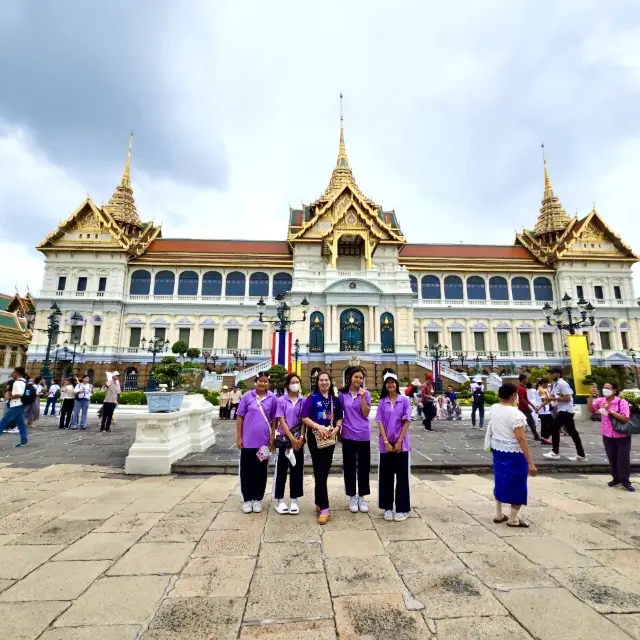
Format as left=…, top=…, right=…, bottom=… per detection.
left=528, top=463, right=538, bottom=477
left=292, top=437, right=303, bottom=451
left=384, top=441, right=393, bottom=453
left=590, top=386, right=599, bottom=397
left=236, top=435, right=243, bottom=449
left=393, top=441, right=403, bottom=453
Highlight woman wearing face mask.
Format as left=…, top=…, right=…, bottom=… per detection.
left=273, top=373, right=306, bottom=514
left=236, top=372, right=278, bottom=514
left=339, top=366, right=372, bottom=513
left=485, top=383, right=537, bottom=527
left=301, top=371, right=343, bottom=524
left=588, top=382, right=633, bottom=491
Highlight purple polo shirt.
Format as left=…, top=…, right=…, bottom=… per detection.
left=339, top=390, right=372, bottom=441
left=237, top=389, right=277, bottom=448
left=376, top=395, right=412, bottom=453
left=275, top=394, right=305, bottom=436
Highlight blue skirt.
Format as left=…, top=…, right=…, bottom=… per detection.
left=492, top=449, right=528, bottom=506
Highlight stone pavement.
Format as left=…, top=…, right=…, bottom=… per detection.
left=3, top=465, right=640, bottom=638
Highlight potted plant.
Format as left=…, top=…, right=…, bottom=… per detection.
left=147, top=356, right=186, bottom=412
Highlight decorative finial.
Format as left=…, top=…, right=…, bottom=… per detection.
left=122, top=131, right=133, bottom=189
left=336, top=93, right=349, bottom=169
left=533, top=142, right=571, bottom=241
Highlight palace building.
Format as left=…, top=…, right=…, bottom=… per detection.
left=0, top=292, right=35, bottom=382
left=28, top=109, right=640, bottom=389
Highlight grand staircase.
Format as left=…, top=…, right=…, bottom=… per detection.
left=415, top=355, right=469, bottom=385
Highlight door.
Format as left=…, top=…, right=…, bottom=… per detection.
left=340, top=309, right=365, bottom=352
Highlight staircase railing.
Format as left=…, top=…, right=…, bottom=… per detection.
left=235, top=360, right=270, bottom=384
left=439, top=366, right=469, bottom=384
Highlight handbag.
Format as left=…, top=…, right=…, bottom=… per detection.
left=315, top=396, right=337, bottom=449
left=255, top=396, right=274, bottom=462
left=611, top=400, right=640, bottom=435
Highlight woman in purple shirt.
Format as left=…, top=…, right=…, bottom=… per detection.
left=377, top=372, right=412, bottom=522
left=338, top=366, right=372, bottom=513
left=236, top=372, right=278, bottom=514
left=273, top=373, right=306, bottom=514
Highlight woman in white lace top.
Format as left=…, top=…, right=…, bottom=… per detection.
left=485, top=383, right=537, bottom=527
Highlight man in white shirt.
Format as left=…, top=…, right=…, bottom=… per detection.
left=543, top=366, right=587, bottom=462
left=0, top=367, right=28, bottom=446
left=44, top=379, right=61, bottom=417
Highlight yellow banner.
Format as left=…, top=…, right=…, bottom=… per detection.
left=291, top=360, right=302, bottom=377
left=567, top=334, right=592, bottom=396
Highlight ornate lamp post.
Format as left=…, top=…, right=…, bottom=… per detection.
left=459, top=352, right=467, bottom=369
left=141, top=336, right=170, bottom=391
left=38, top=303, right=63, bottom=386
left=446, top=354, right=454, bottom=368
left=293, top=338, right=300, bottom=372
left=233, top=351, right=248, bottom=369
left=629, top=349, right=639, bottom=387
left=63, top=337, right=87, bottom=376
left=543, top=293, right=595, bottom=335
left=427, top=342, right=448, bottom=394
left=202, top=350, right=219, bottom=372
left=487, top=352, right=496, bottom=370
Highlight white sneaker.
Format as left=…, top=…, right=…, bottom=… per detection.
left=275, top=500, right=289, bottom=515
left=7, top=427, right=18, bottom=434
left=383, top=510, right=394, bottom=521
left=567, top=455, right=588, bottom=462
left=543, top=451, right=561, bottom=460
left=289, top=499, right=300, bottom=515
left=394, top=512, right=410, bottom=522
left=349, top=496, right=359, bottom=513
left=242, top=502, right=253, bottom=514
left=358, top=496, right=369, bottom=513
left=252, top=501, right=262, bottom=513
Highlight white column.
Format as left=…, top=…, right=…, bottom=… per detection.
left=332, top=306, right=338, bottom=343
left=368, top=306, right=375, bottom=347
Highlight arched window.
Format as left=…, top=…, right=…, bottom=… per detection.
left=409, top=275, right=418, bottom=296
left=489, top=276, right=508, bottom=300
left=340, top=308, right=365, bottom=352
left=421, top=275, right=441, bottom=300
left=177, top=271, right=199, bottom=296
left=466, top=276, right=486, bottom=300
left=380, top=312, right=395, bottom=353
left=124, top=367, right=138, bottom=391
left=129, top=270, right=151, bottom=295
left=309, top=312, right=324, bottom=353
left=86, top=368, right=95, bottom=384
left=202, top=271, right=222, bottom=296
left=444, top=275, right=463, bottom=300
left=511, top=277, right=531, bottom=301
left=249, top=272, right=269, bottom=297
left=533, top=276, right=553, bottom=301
left=225, top=271, right=246, bottom=296
left=273, top=272, right=293, bottom=296
left=154, top=271, right=175, bottom=296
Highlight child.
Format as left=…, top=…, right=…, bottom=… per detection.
left=236, top=372, right=278, bottom=514
left=377, top=372, right=412, bottom=522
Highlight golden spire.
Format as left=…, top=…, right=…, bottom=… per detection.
left=336, top=92, right=349, bottom=169
left=104, top=132, right=142, bottom=229
left=534, top=143, right=571, bottom=242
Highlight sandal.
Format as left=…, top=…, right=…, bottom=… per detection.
left=493, top=515, right=508, bottom=524
left=507, top=519, right=530, bottom=528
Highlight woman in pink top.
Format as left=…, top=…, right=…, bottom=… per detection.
left=338, top=367, right=372, bottom=513
left=588, top=382, right=633, bottom=491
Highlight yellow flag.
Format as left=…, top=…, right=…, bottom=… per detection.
left=567, top=334, right=592, bottom=396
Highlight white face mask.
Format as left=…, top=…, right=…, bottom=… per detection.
left=289, top=383, right=300, bottom=393
left=602, top=388, right=613, bottom=397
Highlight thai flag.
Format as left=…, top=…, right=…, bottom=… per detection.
left=271, top=331, right=293, bottom=371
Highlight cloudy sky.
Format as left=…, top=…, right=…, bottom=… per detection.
left=1, top=0, right=640, bottom=296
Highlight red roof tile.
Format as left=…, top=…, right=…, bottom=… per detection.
left=146, top=239, right=291, bottom=255
left=401, top=244, right=534, bottom=259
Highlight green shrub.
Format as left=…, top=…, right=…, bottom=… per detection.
left=369, top=390, right=380, bottom=405
left=90, top=391, right=106, bottom=404
left=204, top=390, right=220, bottom=406
left=193, top=388, right=208, bottom=395
left=237, top=380, right=247, bottom=391
left=621, top=392, right=640, bottom=406
left=186, top=347, right=201, bottom=360
left=457, top=390, right=471, bottom=399
left=459, top=398, right=471, bottom=406
left=119, top=391, right=147, bottom=405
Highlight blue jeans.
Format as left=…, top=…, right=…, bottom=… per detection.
left=0, top=405, right=28, bottom=444
left=44, top=397, right=57, bottom=416
left=71, top=398, right=89, bottom=429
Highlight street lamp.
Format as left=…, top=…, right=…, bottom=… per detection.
left=257, top=292, right=309, bottom=330
left=63, top=338, right=86, bottom=376
left=233, top=351, right=247, bottom=369
left=427, top=342, right=448, bottom=394
left=487, top=352, right=496, bottom=370
left=446, top=354, right=454, bottom=368
left=141, top=336, right=170, bottom=391
left=38, top=302, right=63, bottom=386
left=459, top=352, right=467, bottom=369
left=293, top=338, right=300, bottom=372
left=202, top=350, right=219, bottom=372
left=629, top=349, right=639, bottom=387
left=543, top=293, right=596, bottom=335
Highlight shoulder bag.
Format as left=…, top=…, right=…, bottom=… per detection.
left=610, top=399, right=640, bottom=435
left=275, top=398, right=303, bottom=449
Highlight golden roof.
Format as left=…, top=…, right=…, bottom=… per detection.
left=103, top=132, right=142, bottom=228
left=534, top=149, right=571, bottom=238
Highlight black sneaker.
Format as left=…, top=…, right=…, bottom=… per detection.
left=623, top=483, right=636, bottom=492
left=608, top=480, right=621, bottom=487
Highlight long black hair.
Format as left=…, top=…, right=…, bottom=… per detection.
left=339, top=366, right=366, bottom=394
left=380, top=373, right=400, bottom=398
left=313, top=370, right=337, bottom=397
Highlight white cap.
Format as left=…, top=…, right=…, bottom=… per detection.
left=112, top=371, right=120, bottom=377
left=383, top=372, right=398, bottom=382
left=473, top=376, right=482, bottom=383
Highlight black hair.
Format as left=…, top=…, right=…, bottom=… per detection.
left=526, top=382, right=532, bottom=389
left=380, top=374, right=400, bottom=398
left=539, top=377, right=550, bottom=385
left=283, top=372, right=301, bottom=393
left=34, top=376, right=42, bottom=384
left=340, top=366, right=365, bottom=393
left=381, top=367, right=396, bottom=379
left=53, top=378, right=59, bottom=385
left=550, top=366, right=563, bottom=376
left=607, top=381, right=620, bottom=393
left=498, top=383, right=518, bottom=400
left=14, top=366, right=26, bottom=377
left=68, top=376, right=78, bottom=386
left=313, top=370, right=337, bottom=396
left=255, top=371, right=270, bottom=382
left=518, top=373, right=527, bottom=382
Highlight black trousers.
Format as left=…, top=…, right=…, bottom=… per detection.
left=101, top=402, right=116, bottom=431
left=230, top=403, right=240, bottom=419
left=603, top=435, right=632, bottom=485
left=524, top=411, right=539, bottom=438
left=539, top=414, right=553, bottom=440
left=240, top=447, right=268, bottom=502
left=378, top=451, right=411, bottom=513
left=471, top=402, right=485, bottom=427
left=422, top=401, right=437, bottom=430
left=307, top=430, right=335, bottom=510
left=342, top=438, right=371, bottom=497
left=59, top=399, right=74, bottom=429
left=273, top=446, right=304, bottom=499
left=552, top=411, right=585, bottom=457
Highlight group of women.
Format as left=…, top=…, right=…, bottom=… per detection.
left=235, top=366, right=412, bottom=524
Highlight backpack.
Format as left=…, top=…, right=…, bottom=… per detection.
left=472, top=387, right=485, bottom=404
left=21, top=382, right=37, bottom=405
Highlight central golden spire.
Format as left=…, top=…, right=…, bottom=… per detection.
left=336, top=92, right=349, bottom=169
left=104, top=132, right=142, bottom=229
left=534, top=143, right=571, bottom=242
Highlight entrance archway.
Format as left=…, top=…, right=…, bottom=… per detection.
left=340, top=309, right=365, bottom=352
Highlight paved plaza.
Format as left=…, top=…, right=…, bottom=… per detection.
left=2, top=465, right=640, bottom=638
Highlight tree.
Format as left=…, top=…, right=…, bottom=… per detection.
left=584, top=366, right=630, bottom=391
left=171, top=340, right=189, bottom=362
left=152, top=356, right=183, bottom=390
left=267, top=365, right=288, bottom=393
left=186, top=347, right=201, bottom=361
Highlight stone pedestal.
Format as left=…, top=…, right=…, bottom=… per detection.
left=183, top=394, right=217, bottom=452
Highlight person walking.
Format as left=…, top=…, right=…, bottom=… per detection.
left=471, top=376, right=485, bottom=430
left=229, top=385, right=243, bottom=420
left=543, top=367, right=587, bottom=461
left=58, top=377, right=76, bottom=429
left=339, top=366, right=372, bottom=514
left=537, top=379, right=553, bottom=445
left=44, top=379, right=60, bottom=417
left=421, top=387, right=438, bottom=431
left=377, top=372, right=412, bottom=522
left=517, top=374, right=540, bottom=440
left=236, top=372, right=278, bottom=514
left=70, top=375, right=92, bottom=430
left=588, top=382, right=633, bottom=491
left=0, top=367, right=29, bottom=447
left=273, top=373, right=305, bottom=515
left=302, top=371, right=343, bottom=525
left=25, top=376, right=45, bottom=428
left=100, top=372, right=121, bottom=433
left=219, top=386, right=231, bottom=419
left=486, top=383, right=537, bottom=527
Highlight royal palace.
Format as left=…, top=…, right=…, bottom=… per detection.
left=27, top=108, right=640, bottom=389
